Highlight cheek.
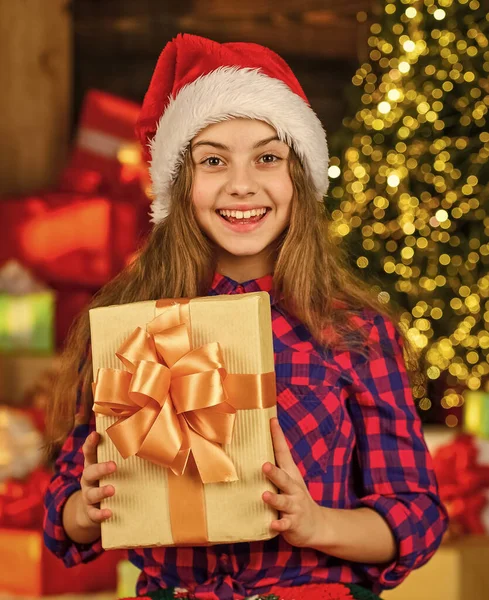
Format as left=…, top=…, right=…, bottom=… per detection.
left=274, top=178, right=294, bottom=211
left=191, top=181, right=212, bottom=212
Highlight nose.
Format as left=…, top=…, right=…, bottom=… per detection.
left=225, top=164, right=258, bottom=198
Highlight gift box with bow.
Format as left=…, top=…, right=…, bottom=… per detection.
left=0, top=194, right=141, bottom=289
left=90, top=292, right=278, bottom=549
left=432, top=433, right=489, bottom=536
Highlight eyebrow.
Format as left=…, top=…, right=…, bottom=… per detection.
left=191, top=135, right=282, bottom=152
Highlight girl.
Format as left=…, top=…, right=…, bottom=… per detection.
left=44, top=34, right=448, bottom=600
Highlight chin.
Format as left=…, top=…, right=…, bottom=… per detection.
left=218, top=240, right=270, bottom=257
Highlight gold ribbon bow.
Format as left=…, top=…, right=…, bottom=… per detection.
left=93, top=300, right=238, bottom=484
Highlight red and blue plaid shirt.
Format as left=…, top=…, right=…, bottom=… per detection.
left=44, top=273, right=448, bottom=598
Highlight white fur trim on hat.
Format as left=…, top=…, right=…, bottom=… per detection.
left=149, top=67, right=329, bottom=223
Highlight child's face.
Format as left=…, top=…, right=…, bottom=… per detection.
left=190, top=119, right=293, bottom=266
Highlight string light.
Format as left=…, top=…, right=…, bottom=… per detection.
left=329, top=0, right=489, bottom=412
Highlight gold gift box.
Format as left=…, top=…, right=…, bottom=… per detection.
left=383, top=536, right=489, bottom=600
left=90, top=292, right=278, bottom=550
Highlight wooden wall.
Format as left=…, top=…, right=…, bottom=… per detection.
left=73, top=0, right=375, bottom=137
left=0, top=0, right=72, bottom=195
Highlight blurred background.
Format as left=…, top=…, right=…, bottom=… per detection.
left=0, top=0, right=488, bottom=599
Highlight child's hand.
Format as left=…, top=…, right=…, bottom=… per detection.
left=262, top=417, right=323, bottom=548
left=78, top=431, right=116, bottom=529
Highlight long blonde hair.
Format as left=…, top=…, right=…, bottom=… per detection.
left=46, top=147, right=415, bottom=458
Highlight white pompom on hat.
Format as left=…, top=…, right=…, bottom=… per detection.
left=136, top=33, right=329, bottom=223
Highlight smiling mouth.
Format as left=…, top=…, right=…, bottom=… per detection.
left=216, top=208, right=271, bottom=224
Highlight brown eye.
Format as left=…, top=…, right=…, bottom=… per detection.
left=202, top=156, right=223, bottom=166
left=259, top=154, right=280, bottom=164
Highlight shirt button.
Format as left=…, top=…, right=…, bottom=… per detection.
left=235, top=285, right=245, bottom=294
left=219, top=553, right=232, bottom=573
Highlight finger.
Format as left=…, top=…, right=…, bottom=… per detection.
left=82, top=461, right=117, bottom=486
left=270, top=516, right=292, bottom=533
left=82, top=431, right=100, bottom=468
left=86, top=506, right=113, bottom=524
left=263, top=462, right=298, bottom=494
left=262, top=490, right=293, bottom=513
left=270, top=418, right=301, bottom=475
left=85, top=485, right=115, bottom=506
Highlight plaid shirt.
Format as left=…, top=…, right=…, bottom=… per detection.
left=44, top=273, right=448, bottom=598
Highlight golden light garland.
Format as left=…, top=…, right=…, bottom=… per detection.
left=329, top=0, right=489, bottom=423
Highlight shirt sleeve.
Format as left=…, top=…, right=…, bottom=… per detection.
left=43, top=390, right=104, bottom=567
left=344, top=313, right=448, bottom=590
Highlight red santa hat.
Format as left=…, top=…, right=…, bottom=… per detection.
left=136, top=33, right=329, bottom=223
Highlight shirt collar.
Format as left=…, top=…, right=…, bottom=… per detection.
left=209, top=272, right=278, bottom=305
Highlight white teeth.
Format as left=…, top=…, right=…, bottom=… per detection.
left=218, top=208, right=268, bottom=219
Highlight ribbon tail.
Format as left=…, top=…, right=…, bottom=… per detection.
left=106, top=404, right=159, bottom=459
left=136, top=397, right=185, bottom=468
left=168, top=415, right=191, bottom=476
left=185, top=405, right=236, bottom=445
left=188, top=428, right=238, bottom=484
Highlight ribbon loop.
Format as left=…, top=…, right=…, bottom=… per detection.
left=116, top=327, right=159, bottom=372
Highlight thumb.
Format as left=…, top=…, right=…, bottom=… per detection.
left=270, top=418, right=302, bottom=477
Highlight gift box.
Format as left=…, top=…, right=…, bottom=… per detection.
left=464, top=391, right=489, bottom=439
left=117, top=559, right=141, bottom=598
left=383, top=535, right=489, bottom=600
left=0, top=409, right=45, bottom=484
left=0, top=354, right=58, bottom=405
left=432, top=433, right=489, bottom=536
left=90, top=292, right=278, bottom=549
left=0, top=527, right=122, bottom=596
left=0, top=261, right=54, bottom=353
left=59, top=89, right=149, bottom=202
left=0, top=194, right=141, bottom=288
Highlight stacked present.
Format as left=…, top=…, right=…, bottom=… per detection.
left=0, top=88, right=152, bottom=596
left=430, top=390, right=489, bottom=538
left=0, top=400, right=122, bottom=595
left=385, top=391, right=489, bottom=600
left=0, top=89, right=150, bottom=350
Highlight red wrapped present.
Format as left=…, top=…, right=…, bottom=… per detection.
left=0, top=527, right=122, bottom=596
left=59, top=89, right=150, bottom=202
left=0, top=469, right=51, bottom=529
left=0, top=193, right=141, bottom=288
left=433, top=433, right=489, bottom=536
left=0, top=467, right=123, bottom=595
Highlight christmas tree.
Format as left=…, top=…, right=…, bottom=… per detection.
left=328, top=0, right=489, bottom=423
